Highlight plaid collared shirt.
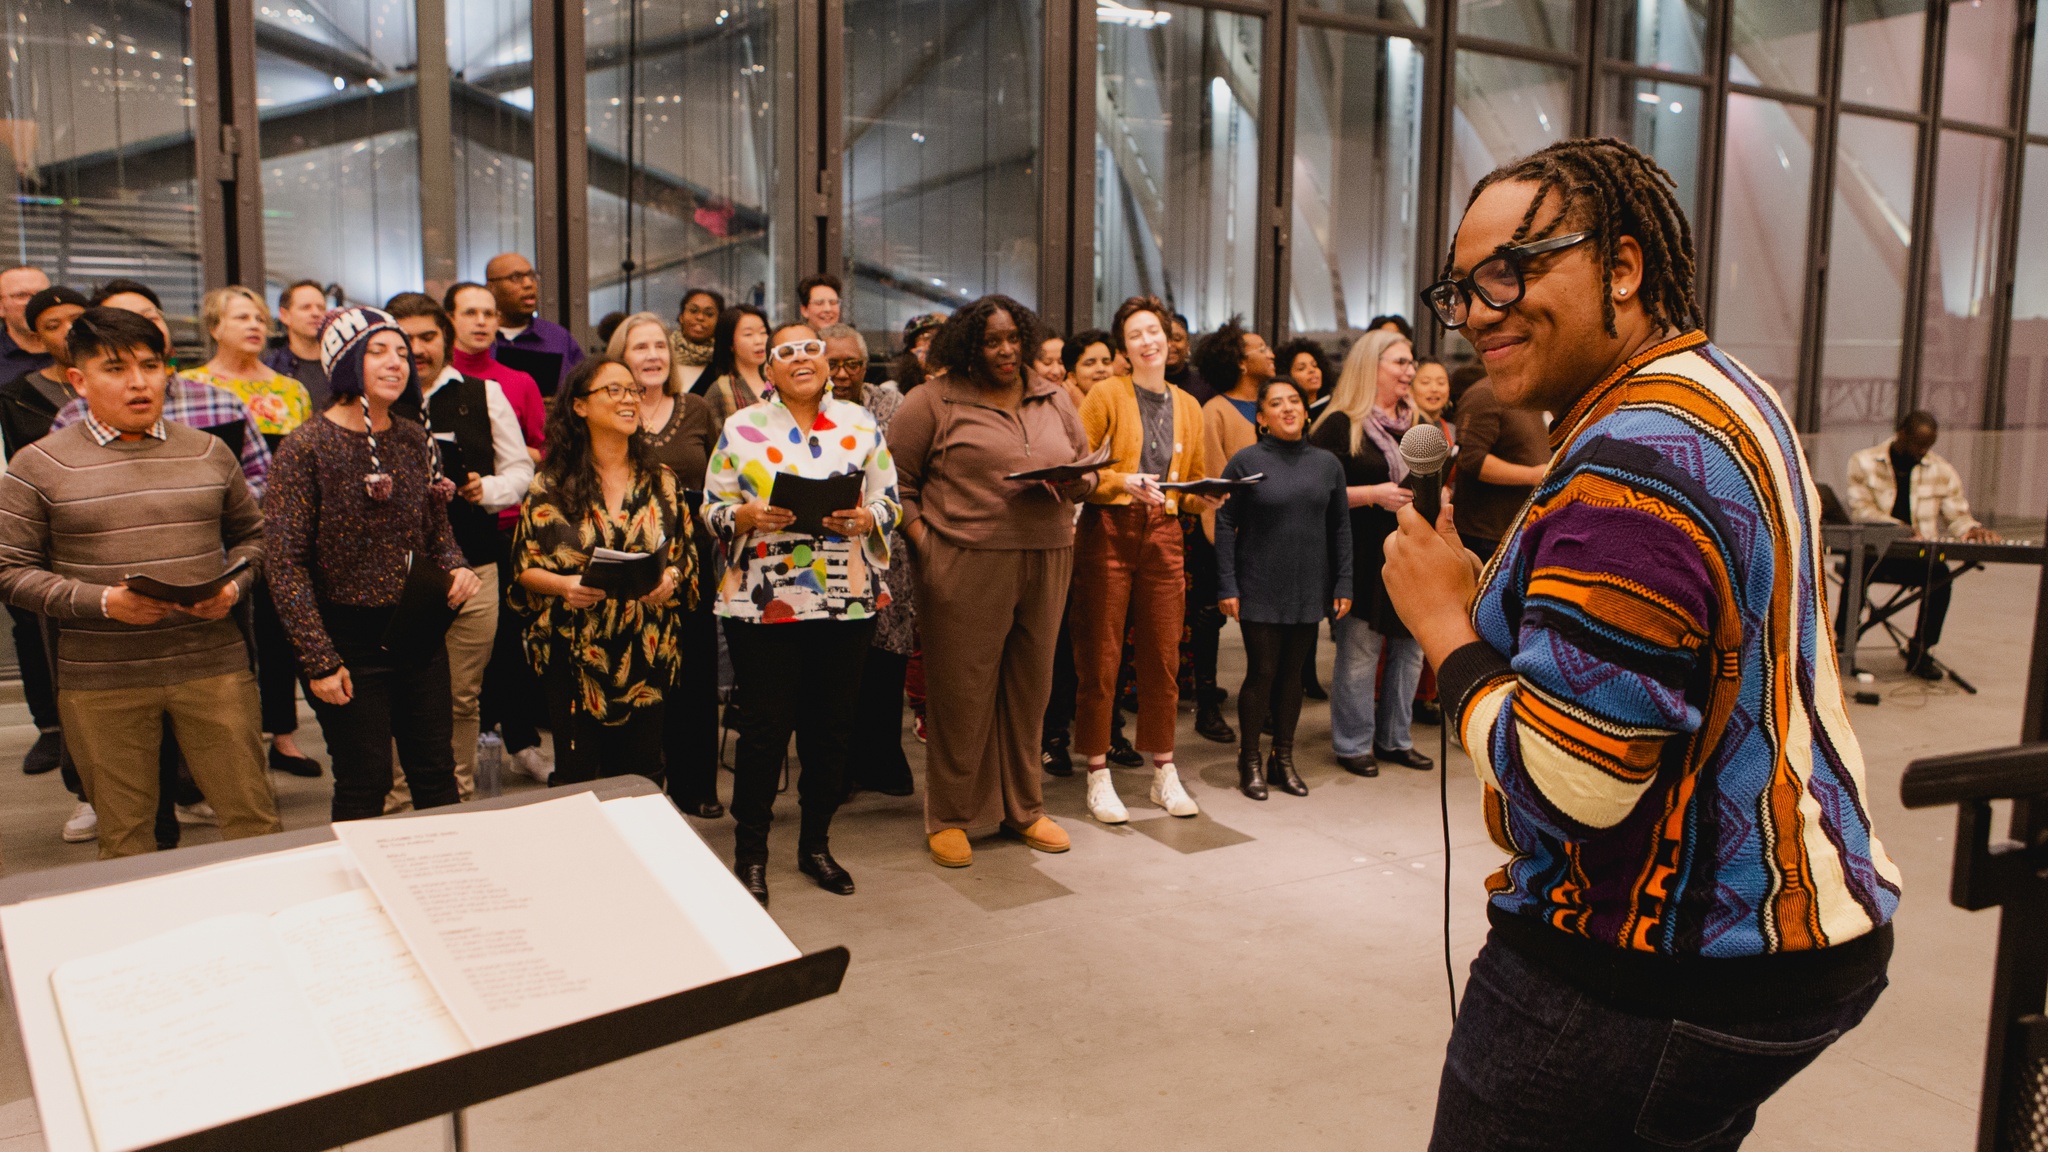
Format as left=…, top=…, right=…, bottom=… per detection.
left=1845, top=442, right=1980, bottom=539
left=79, top=411, right=167, bottom=446
left=54, top=378, right=272, bottom=500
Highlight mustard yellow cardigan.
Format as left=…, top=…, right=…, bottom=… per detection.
left=1078, top=376, right=1211, bottom=515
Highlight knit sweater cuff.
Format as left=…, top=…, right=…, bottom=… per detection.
left=1438, top=640, right=1514, bottom=736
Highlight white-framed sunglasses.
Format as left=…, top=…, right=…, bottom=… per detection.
left=769, top=338, right=826, bottom=363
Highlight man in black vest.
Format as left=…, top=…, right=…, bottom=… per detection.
left=384, top=293, right=536, bottom=800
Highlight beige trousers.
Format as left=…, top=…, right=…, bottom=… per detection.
left=916, top=537, right=1072, bottom=834
left=61, top=668, right=281, bottom=859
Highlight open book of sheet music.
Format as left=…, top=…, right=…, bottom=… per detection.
left=42, top=792, right=758, bottom=1152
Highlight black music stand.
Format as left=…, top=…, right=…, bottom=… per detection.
left=1903, top=744, right=2048, bottom=1152
left=0, top=777, right=849, bottom=1152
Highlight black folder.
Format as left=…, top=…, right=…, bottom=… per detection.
left=1003, top=441, right=1116, bottom=483
left=380, top=554, right=458, bottom=664
left=581, top=548, right=665, bottom=600
left=1159, top=473, right=1264, bottom=497
left=200, top=420, right=245, bottom=459
left=121, top=558, right=251, bottom=606
left=768, top=473, right=865, bottom=538
left=496, top=346, right=565, bottom=396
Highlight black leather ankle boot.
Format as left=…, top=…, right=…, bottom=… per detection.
left=1266, top=738, right=1308, bottom=796
left=1237, top=745, right=1268, bottom=800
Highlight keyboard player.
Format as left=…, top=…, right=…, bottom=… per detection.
left=1844, top=409, right=2000, bottom=678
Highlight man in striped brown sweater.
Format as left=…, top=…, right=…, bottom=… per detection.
left=0, top=308, right=280, bottom=858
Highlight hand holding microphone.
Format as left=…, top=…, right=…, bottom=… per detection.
left=1399, top=423, right=1450, bottom=527
left=1382, top=423, right=1486, bottom=671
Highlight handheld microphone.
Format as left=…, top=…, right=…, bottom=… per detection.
left=1399, top=423, right=1450, bottom=526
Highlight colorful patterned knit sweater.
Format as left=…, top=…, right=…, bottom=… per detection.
left=1438, top=331, right=1901, bottom=963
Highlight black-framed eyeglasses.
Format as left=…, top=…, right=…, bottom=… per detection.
left=583, top=381, right=653, bottom=402
left=1420, top=231, right=1592, bottom=329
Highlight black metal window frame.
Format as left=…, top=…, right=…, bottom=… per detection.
left=178, top=0, right=2043, bottom=439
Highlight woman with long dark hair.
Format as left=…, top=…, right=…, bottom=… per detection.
left=704, top=322, right=898, bottom=904
left=700, top=304, right=771, bottom=425
left=265, top=307, right=482, bottom=822
left=609, top=313, right=721, bottom=815
left=890, top=295, right=1092, bottom=868
left=511, top=357, right=692, bottom=785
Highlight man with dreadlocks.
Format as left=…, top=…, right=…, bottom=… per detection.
left=1383, top=138, right=1900, bottom=1148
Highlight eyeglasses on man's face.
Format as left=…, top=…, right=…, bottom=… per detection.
left=770, top=338, right=826, bottom=364
left=583, top=381, right=652, bottom=402
left=488, top=269, right=539, bottom=285
left=827, top=356, right=867, bottom=377
left=1421, top=230, right=1592, bottom=329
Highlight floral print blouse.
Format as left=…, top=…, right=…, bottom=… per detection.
left=178, top=366, right=313, bottom=441
left=509, top=464, right=697, bottom=723
left=703, top=393, right=900, bottom=623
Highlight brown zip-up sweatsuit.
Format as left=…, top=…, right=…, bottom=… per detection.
left=889, top=376, right=1091, bottom=834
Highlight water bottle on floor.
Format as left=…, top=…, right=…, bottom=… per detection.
left=475, top=731, right=505, bottom=798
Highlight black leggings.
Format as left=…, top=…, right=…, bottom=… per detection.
left=1238, top=622, right=1320, bottom=751
left=662, top=606, right=721, bottom=804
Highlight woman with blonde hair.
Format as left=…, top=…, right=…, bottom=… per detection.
left=1308, top=327, right=1431, bottom=777
left=604, top=312, right=722, bottom=817
left=185, top=284, right=323, bottom=778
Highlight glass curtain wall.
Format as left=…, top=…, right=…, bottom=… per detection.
left=844, top=0, right=1044, bottom=345
left=1288, top=25, right=1422, bottom=342
left=1094, top=4, right=1263, bottom=331
left=0, top=0, right=205, bottom=344
left=1817, top=114, right=1918, bottom=436
left=1447, top=52, right=1570, bottom=224
left=255, top=0, right=421, bottom=308
left=584, top=0, right=785, bottom=323
left=1714, top=95, right=1817, bottom=397
left=449, top=0, right=535, bottom=283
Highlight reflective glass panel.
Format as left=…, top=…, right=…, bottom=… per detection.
left=0, top=0, right=204, bottom=345
left=1448, top=52, right=1571, bottom=227
left=585, top=0, right=783, bottom=321
left=1458, top=0, right=1574, bottom=53
left=257, top=0, right=422, bottom=307
left=1300, top=0, right=1423, bottom=23
left=845, top=0, right=1043, bottom=344
left=1940, top=0, right=2016, bottom=127
left=1818, top=115, right=1919, bottom=437
left=1598, top=76, right=1705, bottom=225
left=448, top=0, right=536, bottom=283
left=1289, top=28, right=1423, bottom=341
left=1714, top=94, right=1815, bottom=401
left=1094, top=5, right=1262, bottom=331
left=2003, top=143, right=2048, bottom=429
left=1728, top=0, right=1822, bottom=93
left=2031, top=10, right=2048, bottom=130
left=1840, top=0, right=1927, bottom=112
left=1919, top=129, right=2007, bottom=429
left=1603, top=0, right=1709, bottom=76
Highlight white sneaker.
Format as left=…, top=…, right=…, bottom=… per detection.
left=510, top=746, right=552, bottom=783
left=175, top=801, right=218, bottom=826
left=1085, top=769, right=1128, bottom=824
left=61, top=801, right=96, bottom=843
left=1151, top=763, right=1199, bottom=818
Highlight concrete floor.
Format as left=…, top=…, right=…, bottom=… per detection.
left=0, top=563, right=2020, bottom=1151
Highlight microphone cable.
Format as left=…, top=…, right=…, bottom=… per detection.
left=1440, top=709, right=1457, bottom=1023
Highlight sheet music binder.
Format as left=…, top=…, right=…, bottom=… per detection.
left=0, top=778, right=848, bottom=1152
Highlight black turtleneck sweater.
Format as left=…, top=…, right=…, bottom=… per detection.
left=1213, top=435, right=1353, bottom=624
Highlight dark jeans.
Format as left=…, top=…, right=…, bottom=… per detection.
left=1044, top=606, right=1077, bottom=745
left=543, top=652, right=665, bottom=785
left=252, top=579, right=300, bottom=735
left=480, top=553, right=544, bottom=753
left=847, top=647, right=913, bottom=794
left=1850, top=556, right=1955, bottom=650
left=723, top=617, right=873, bottom=863
left=305, top=605, right=460, bottom=822
left=1429, top=936, right=1886, bottom=1151
left=663, top=607, right=721, bottom=806
left=1238, top=622, right=1318, bottom=748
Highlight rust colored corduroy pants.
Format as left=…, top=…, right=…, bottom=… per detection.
left=1071, top=503, right=1185, bottom=757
